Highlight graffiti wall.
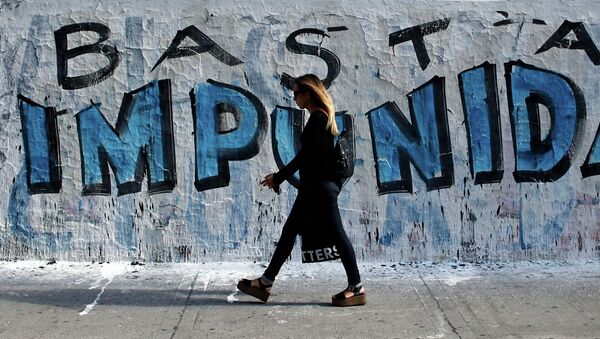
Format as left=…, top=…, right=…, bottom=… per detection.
left=2, top=0, right=600, bottom=262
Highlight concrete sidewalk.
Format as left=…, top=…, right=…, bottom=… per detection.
left=0, top=260, right=599, bottom=339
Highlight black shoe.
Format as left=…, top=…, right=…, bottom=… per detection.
left=332, top=284, right=366, bottom=307
left=237, top=278, right=272, bottom=303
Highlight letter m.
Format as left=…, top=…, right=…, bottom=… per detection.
left=76, top=80, right=176, bottom=196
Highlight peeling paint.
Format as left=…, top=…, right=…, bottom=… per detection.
left=1, top=0, right=600, bottom=262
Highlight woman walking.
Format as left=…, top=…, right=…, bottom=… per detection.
left=237, top=74, right=366, bottom=307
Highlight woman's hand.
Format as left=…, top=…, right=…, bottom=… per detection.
left=260, top=173, right=275, bottom=189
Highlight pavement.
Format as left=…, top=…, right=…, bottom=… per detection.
left=0, top=259, right=599, bottom=339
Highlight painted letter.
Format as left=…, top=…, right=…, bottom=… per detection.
left=389, top=19, right=450, bottom=70
left=271, top=108, right=354, bottom=189
left=506, top=61, right=585, bottom=182
left=151, top=25, right=242, bottom=72
left=458, top=62, right=503, bottom=184
left=536, top=21, right=600, bottom=65
left=18, top=96, right=62, bottom=194
left=76, top=80, right=176, bottom=195
left=581, top=126, right=600, bottom=177
left=366, top=76, right=453, bottom=194
left=191, top=80, right=267, bottom=191
left=280, top=28, right=342, bottom=89
left=54, top=22, right=121, bottom=89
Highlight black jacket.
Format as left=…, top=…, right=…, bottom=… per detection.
left=273, top=111, right=339, bottom=191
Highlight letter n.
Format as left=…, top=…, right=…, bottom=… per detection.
left=581, top=128, right=600, bottom=177
left=366, top=76, right=453, bottom=194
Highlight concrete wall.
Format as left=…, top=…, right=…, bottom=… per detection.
left=2, top=0, right=600, bottom=262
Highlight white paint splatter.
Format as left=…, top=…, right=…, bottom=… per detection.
left=203, top=272, right=212, bottom=291
left=439, top=275, right=478, bottom=286
left=79, top=288, right=105, bottom=316
left=79, top=263, right=129, bottom=316
left=227, top=290, right=239, bottom=303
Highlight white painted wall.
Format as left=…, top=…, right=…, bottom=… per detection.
left=1, top=0, right=599, bottom=262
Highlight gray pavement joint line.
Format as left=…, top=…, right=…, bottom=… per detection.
left=564, top=284, right=598, bottom=337
left=497, top=279, right=525, bottom=339
left=169, top=272, right=200, bottom=339
left=193, top=310, right=202, bottom=328
left=481, top=279, right=520, bottom=339
left=565, top=280, right=600, bottom=335
left=436, top=278, right=482, bottom=338
left=409, top=276, right=448, bottom=338
left=419, top=275, right=463, bottom=339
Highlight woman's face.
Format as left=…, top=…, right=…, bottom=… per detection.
left=293, top=84, right=309, bottom=110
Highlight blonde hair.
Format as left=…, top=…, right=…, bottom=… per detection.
left=295, top=74, right=339, bottom=136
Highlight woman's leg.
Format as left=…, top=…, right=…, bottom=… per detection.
left=318, top=184, right=361, bottom=286
left=262, top=192, right=311, bottom=282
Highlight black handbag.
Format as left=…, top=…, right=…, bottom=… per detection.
left=333, top=129, right=355, bottom=179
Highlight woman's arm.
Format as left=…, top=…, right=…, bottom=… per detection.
left=270, top=147, right=305, bottom=193
left=265, top=112, right=328, bottom=193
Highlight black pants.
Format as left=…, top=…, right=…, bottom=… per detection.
left=263, top=181, right=361, bottom=286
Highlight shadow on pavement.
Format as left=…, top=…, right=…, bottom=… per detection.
left=0, top=288, right=336, bottom=309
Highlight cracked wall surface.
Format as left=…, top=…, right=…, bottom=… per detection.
left=1, top=0, right=600, bottom=262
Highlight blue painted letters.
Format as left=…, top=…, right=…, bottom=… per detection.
left=506, top=61, right=586, bottom=182
left=191, top=80, right=268, bottom=191
left=459, top=62, right=503, bottom=184
left=18, top=96, right=62, bottom=194
left=76, top=79, right=176, bottom=195
left=366, top=76, right=454, bottom=194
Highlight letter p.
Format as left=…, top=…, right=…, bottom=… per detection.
left=191, top=80, right=267, bottom=191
